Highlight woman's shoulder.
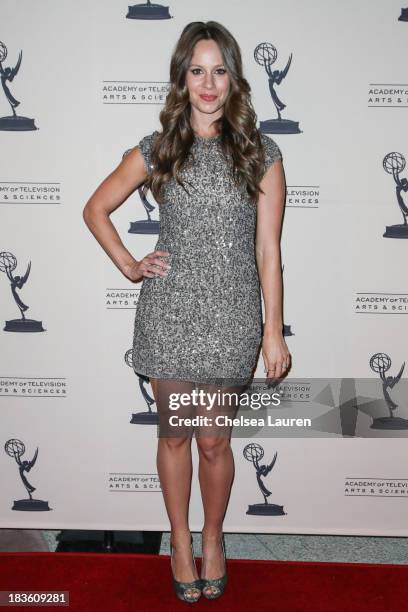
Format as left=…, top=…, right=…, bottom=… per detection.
left=137, top=129, right=160, bottom=151
left=136, top=130, right=160, bottom=172
left=257, top=129, right=283, bottom=167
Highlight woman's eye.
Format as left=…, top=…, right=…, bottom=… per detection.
left=190, top=68, right=227, bottom=76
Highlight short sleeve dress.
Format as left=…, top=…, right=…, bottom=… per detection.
left=131, top=129, right=282, bottom=386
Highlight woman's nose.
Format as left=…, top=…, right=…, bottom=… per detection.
left=203, top=73, right=215, bottom=88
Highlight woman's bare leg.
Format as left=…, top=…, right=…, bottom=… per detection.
left=150, top=377, right=198, bottom=583
left=194, top=382, right=244, bottom=582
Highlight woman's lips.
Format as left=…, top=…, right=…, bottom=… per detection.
left=200, top=94, right=217, bottom=101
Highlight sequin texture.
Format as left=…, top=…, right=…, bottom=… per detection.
left=131, top=129, right=282, bottom=385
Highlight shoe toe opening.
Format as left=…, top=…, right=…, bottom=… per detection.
left=205, top=585, right=220, bottom=595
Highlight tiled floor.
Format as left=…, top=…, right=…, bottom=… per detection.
left=1, top=530, right=408, bottom=564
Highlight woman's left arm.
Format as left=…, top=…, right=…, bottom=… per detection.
left=255, top=158, right=291, bottom=380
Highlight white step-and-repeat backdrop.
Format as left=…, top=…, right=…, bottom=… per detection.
left=1, top=1, right=408, bottom=535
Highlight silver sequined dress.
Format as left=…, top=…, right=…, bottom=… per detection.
left=131, top=129, right=282, bottom=385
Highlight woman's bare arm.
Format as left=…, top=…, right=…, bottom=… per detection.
left=82, top=147, right=170, bottom=281
left=256, top=159, right=285, bottom=333
left=256, top=159, right=291, bottom=378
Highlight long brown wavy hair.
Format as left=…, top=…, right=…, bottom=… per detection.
left=146, top=21, right=267, bottom=205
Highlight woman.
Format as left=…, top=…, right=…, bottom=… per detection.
left=83, top=20, right=290, bottom=604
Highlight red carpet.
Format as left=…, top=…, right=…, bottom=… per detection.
left=0, top=551, right=405, bottom=611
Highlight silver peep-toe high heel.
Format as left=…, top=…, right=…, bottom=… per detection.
left=200, top=534, right=228, bottom=600
left=170, top=535, right=202, bottom=604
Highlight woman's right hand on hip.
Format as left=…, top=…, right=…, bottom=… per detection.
left=122, top=250, right=171, bottom=282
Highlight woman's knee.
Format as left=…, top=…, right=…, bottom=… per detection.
left=158, top=435, right=192, bottom=451
left=196, top=435, right=231, bottom=461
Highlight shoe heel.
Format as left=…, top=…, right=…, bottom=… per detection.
left=170, top=536, right=202, bottom=604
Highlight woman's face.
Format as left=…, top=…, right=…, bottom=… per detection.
left=185, top=39, right=230, bottom=122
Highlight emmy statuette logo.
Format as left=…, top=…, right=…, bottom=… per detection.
left=126, top=0, right=172, bottom=20
left=125, top=348, right=158, bottom=424
left=254, top=42, right=301, bottom=134
left=398, top=7, right=408, bottom=21
left=129, top=184, right=160, bottom=234
left=0, top=252, right=45, bottom=332
left=382, top=152, right=408, bottom=238
left=243, top=443, right=286, bottom=516
left=369, top=353, right=407, bottom=430
left=5, top=439, right=51, bottom=511
left=0, top=41, right=37, bottom=131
